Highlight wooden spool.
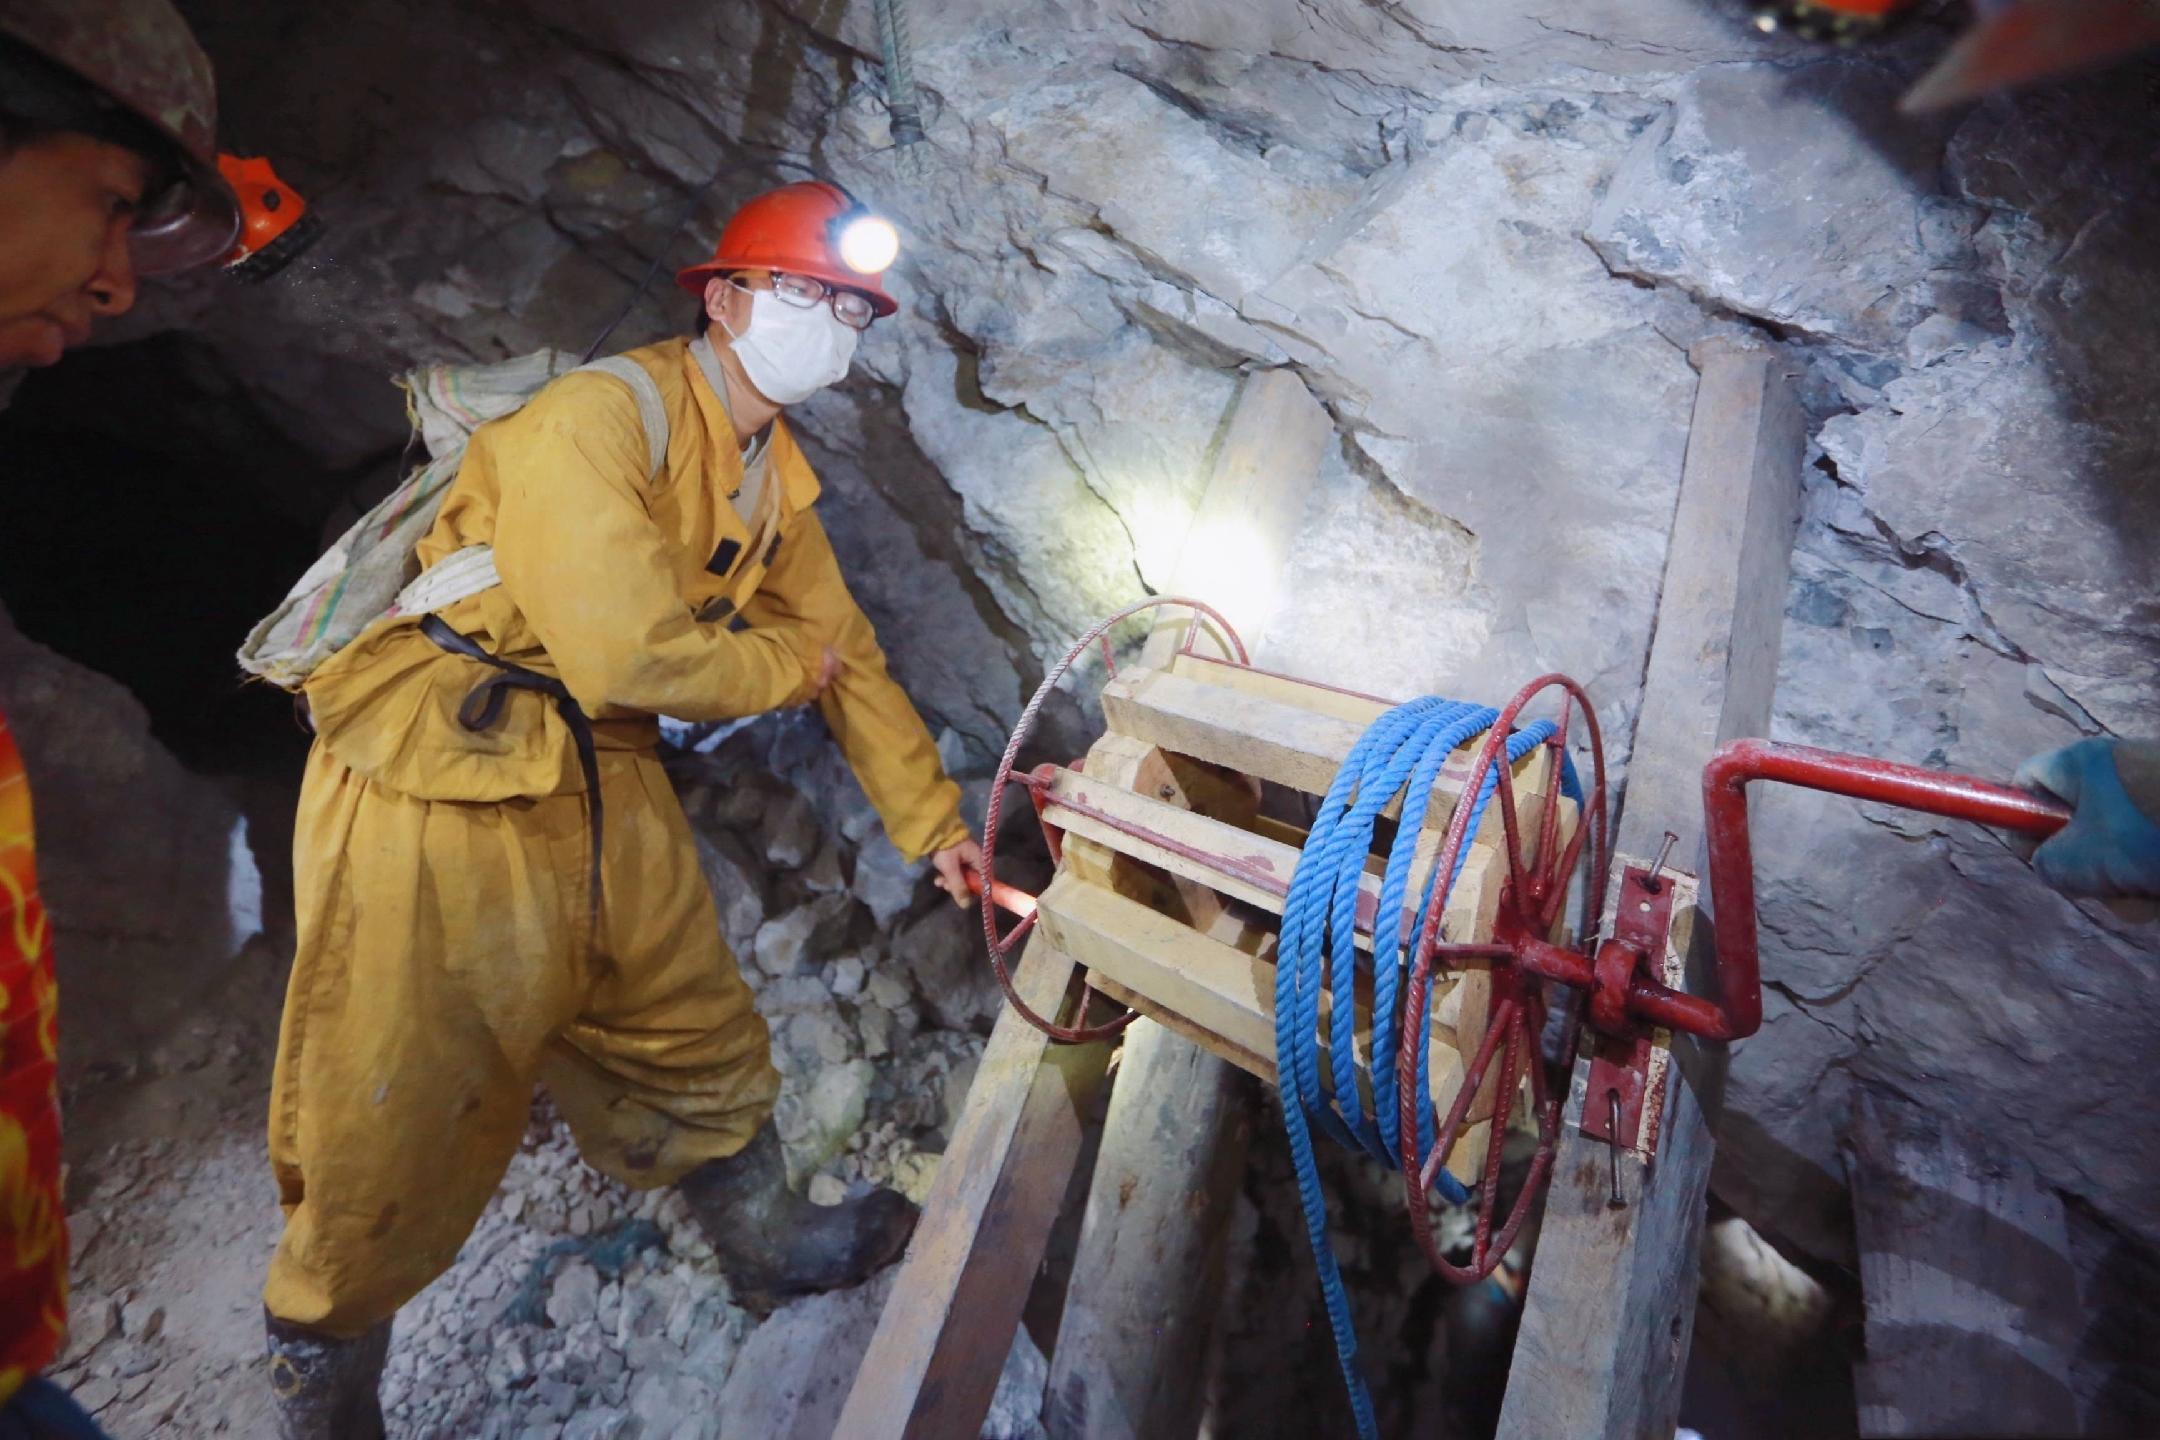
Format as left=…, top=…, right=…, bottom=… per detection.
left=1029, top=649, right=1580, bottom=1186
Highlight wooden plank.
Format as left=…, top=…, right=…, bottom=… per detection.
left=1043, top=763, right=1557, bottom=927
left=1102, top=666, right=1405, bottom=810
left=1498, top=337, right=1805, bottom=1440
left=1617, top=336, right=1806, bottom=868
left=1138, top=366, right=1334, bottom=664
left=1100, top=667, right=1558, bottom=834
left=1498, top=1025, right=1718, bottom=1440
left=1036, top=874, right=1472, bottom=1124
left=1104, top=663, right=1553, bottom=829
left=1043, top=1016, right=1257, bottom=1440
left=1847, top=1092, right=2080, bottom=1438
left=1042, top=767, right=1295, bottom=917
left=1167, top=649, right=1393, bottom=726
left=1089, top=974, right=1276, bottom=1082
left=1056, top=367, right=1330, bottom=1440
left=1037, top=873, right=1278, bottom=1074
left=834, top=932, right=1110, bottom=1440
left=1084, top=976, right=1494, bottom=1189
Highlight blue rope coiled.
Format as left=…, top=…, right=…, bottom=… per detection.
left=1274, top=698, right=1581, bottom=1440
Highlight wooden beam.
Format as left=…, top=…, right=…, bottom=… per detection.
left=1037, top=874, right=1280, bottom=1079
left=1088, top=973, right=1276, bottom=1083
left=1042, top=1014, right=1256, bottom=1440
left=1040, top=767, right=1295, bottom=918
left=834, top=932, right=1110, bottom=1439
left=1035, top=874, right=1486, bottom=1164
left=1617, top=336, right=1808, bottom=870
left=1102, top=664, right=1554, bottom=834
left=1051, top=367, right=1330, bottom=1440
left=1498, top=336, right=1804, bottom=1440
left=1498, top=1031, right=1720, bottom=1439
left=1038, top=764, right=1557, bottom=955
left=1103, top=665, right=1372, bottom=801
left=1847, top=1092, right=2080, bottom=1439
left=1166, top=650, right=1392, bottom=726
left=1139, top=365, right=1334, bottom=664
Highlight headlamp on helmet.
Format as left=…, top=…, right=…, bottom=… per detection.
left=835, top=212, right=900, bottom=276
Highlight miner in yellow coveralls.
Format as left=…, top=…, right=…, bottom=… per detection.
left=261, top=182, right=980, bottom=1437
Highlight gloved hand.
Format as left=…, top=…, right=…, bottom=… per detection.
left=2013, top=737, right=2160, bottom=899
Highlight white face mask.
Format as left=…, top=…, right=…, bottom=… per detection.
left=722, top=286, right=860, bottom=407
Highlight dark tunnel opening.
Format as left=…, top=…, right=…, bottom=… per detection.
left=0, top=334, right=349, bottom=776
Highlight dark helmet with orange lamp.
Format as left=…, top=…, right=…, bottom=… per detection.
left=0, top=0, right=238, bottom=273
left=676, top=180, right=902, bottom=318
left=217, top=151, right=323, bottom=281
left=0, top=0, right=320, bottom=280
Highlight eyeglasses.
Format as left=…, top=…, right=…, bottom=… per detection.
left=761, top=272, right=879, bottom=331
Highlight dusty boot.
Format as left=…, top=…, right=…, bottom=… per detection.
left=678, top=1125, right=917, bottom=1310
left=264, top=1311, right=390, bottom=1440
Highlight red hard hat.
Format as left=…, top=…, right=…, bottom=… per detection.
left=676, top=181, right=899, bottom=318
left=0, top=0, right=241, bottom=275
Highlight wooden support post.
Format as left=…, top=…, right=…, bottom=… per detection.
left=842, top=368, right=1332, bottom=1440
left=834, top=934, right=1110, bottom=1440
left=1139, top=366, right=1333, bottom=661
left=1041, top=1019, right=1253, bottom=1439
left=1846, top=1092, right=2081, bottom=1439
left=1044, top=369, right=1333, bottom=1440
left=1497, top=337, right=1804, bottom=1439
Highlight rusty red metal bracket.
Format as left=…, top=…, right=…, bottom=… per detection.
left=1576, top=862, right=1677, bottom=1157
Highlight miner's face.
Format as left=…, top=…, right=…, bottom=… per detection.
left=0, top=131, right=149, bottom=369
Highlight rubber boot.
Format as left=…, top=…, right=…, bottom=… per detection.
left=264, top=1311, right=390, bottom=1440
left=678, top=1125, right=917, bottom=1311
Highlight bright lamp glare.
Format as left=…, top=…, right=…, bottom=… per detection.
left=1173, top=513, right=1282, bottom=646
left=839, top=216, right=900, bottom=275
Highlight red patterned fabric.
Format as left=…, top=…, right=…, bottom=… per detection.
left=0, top=709, right=64, bottom=1406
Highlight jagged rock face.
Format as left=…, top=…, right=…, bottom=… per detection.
left=106, top=0, right=2160, bottom=1412
left=0, top=602, right=251, bottom=1091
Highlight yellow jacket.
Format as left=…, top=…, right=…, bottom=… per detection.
left=303, top=338, right=967, bottom=862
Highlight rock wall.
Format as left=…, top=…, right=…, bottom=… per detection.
left=0, top=601, right=251, bottom=1092
left=93, top=0, right=2160, bottom=1426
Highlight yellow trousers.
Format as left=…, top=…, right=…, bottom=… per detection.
left=263, top=743, right=778, bottom=1336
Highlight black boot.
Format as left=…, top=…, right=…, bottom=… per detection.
left=678, top=1126, right=918, bottom=1310
left=264, top=1311, right=390, bottom=1440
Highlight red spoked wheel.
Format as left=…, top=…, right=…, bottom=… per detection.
left=1394, top=674, right=1610, bottom=1284
left=978, top=597, right=1250, bottom=1044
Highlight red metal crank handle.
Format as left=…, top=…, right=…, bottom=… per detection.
left=1684, top=738, right=2072, bottom=1042
left=965, top=869, right=1039, bottom=922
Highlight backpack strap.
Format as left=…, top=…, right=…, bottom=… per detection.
left=390, top=542, right=501, bottom=620
left=386, top=354, right=672, bottom=625
left=575, top=355, right=671, bottom=482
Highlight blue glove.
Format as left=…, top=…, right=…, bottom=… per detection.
left=0, top=1377, right=117, bottom=1440
left=2014, top=737, right=2160, bottom=899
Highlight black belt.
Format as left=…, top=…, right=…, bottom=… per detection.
left=421, top=615, right=604, bottom=945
